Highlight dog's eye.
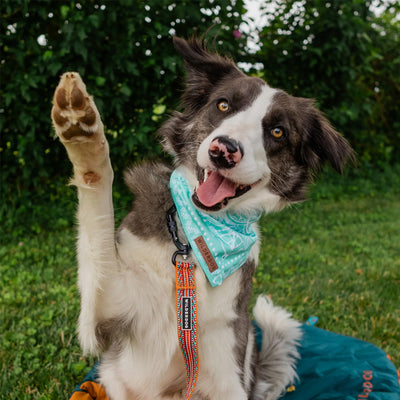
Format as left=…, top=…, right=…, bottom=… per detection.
left=217, top=100, right=229, bottom=112
left=271, top=127, right=284, bottom=139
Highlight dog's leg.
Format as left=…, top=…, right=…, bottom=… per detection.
left=252, top=296, right=302, bottom=400
left=51, top=72, right=115, bottom=355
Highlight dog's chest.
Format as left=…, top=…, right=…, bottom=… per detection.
left=116, top=227, right=244, bottom=324
left=106, top=225, right=258, bottom=397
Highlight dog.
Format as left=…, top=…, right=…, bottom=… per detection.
left=51, top=37, right=354, bottom=399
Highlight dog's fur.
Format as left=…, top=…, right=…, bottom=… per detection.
left=51, top=38, right=354, bottom=399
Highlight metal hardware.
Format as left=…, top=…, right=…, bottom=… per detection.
left=167, top=205, right=191, bottom=265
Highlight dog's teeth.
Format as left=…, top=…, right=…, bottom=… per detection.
left=203, top=169, right=210, bottom=183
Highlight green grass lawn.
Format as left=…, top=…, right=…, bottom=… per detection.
left=1, top=166, right=399, bottom=399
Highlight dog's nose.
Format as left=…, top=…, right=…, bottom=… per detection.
left=208, top=136, right=244, bottom=169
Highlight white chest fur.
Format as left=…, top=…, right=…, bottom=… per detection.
left=96, top=227, right=257, bottom=398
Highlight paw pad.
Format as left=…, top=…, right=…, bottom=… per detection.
left=52, top=72, right=98, bottom=140
left=83, top=171, right=101, bottom=184
left=55, top=87, right=69, bottom=109
left=71, top=86, right=84, bottom=109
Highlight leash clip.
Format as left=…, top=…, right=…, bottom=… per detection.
left=167, top=205, right=191, bottom=266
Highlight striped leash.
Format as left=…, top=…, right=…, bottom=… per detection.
left=175, top=261, right=199, bottom=399
left=167, top=206, right=198, bottom=398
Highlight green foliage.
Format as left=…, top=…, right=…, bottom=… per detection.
left=1, top=0, right=400, bottom=219
left=2, top=0, right=400, bottom=223
left=254, top=0, right=400, bottom=166
left=1, top=0, right=246, bottom=214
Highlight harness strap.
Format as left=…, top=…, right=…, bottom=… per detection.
left=175, top=261, right=199, bottom=399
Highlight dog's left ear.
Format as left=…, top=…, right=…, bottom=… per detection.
left=173, top=37, right=243, bottom=111
left=299, top=100, right=356, bottom=174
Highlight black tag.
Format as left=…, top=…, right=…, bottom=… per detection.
left=181, top=297, right=192, bottom=331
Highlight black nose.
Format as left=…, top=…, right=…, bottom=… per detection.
left=208, top=136, right=244, bottom=169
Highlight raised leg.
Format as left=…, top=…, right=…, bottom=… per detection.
left=52, top=72, right=116, bottom=354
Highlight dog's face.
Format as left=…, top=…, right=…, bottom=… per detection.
left=160, top=38, right=354, bottom=214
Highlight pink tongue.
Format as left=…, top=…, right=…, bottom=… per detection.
left=196, top=171, right=236, bottom=207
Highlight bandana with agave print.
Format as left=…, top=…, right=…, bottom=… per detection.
left=170, top=169, right=261, bottom=287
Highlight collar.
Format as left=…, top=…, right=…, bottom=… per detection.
left=169, top=169, right=261, bottom=287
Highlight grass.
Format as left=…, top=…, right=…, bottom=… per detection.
left=1, top=165, right=399, bottom=399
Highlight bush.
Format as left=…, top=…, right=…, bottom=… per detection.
left=253, top=0, right=400, bottom=166
left=0, top=0, right=246, bottom=222
left=2, top=0, right=400, bottom=232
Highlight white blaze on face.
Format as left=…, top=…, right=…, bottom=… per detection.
left=197, top=84, right=277, bottom=185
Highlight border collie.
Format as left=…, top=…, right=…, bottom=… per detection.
left=51, top=37, right=354, bottom=399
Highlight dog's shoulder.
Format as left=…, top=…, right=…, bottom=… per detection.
left=123, top=161, right=172, bottom=196
left=119, top=161, right=174, bottom=241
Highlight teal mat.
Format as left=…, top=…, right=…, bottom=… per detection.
left=281, top=325, right=400, bottom=399
left=72, top=324, right=400, bottom=399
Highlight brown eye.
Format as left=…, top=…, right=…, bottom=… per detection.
left=271, top=127, right=284, bottom=139
left=217, top=100, right=229, bottom=112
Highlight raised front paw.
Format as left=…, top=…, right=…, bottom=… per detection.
left=51, top=72, right=111, bottom=185
left=52, top=72, right=102, bottom=141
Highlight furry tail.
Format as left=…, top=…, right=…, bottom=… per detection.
left=252, top=296, right=302, bottom=400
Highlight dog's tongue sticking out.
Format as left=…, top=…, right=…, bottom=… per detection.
left=196, top=171, right=236, bottom=207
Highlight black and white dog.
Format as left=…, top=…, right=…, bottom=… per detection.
left=51, top=37, right=354, bottom=399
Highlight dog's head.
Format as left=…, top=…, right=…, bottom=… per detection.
left=160, top=37, right=355, bottom=214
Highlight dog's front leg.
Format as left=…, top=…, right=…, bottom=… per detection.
left=51, top=72, right=115, bottom=354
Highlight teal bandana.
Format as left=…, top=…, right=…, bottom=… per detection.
left=170, top=169, right=261, bottom=287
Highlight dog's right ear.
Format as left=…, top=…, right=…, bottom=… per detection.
left=173, top=37, right=243, bottom=112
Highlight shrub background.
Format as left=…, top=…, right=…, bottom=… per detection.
left=1, top=0, right=246, bottom=230
left=255, top=0, right=400, bottom=167
left=1, top=0, right=400, bottom=228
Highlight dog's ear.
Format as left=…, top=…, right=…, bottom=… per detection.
left=173, top=37, right=243, bottom=111
left=299, top=99, right=355, bottom=174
